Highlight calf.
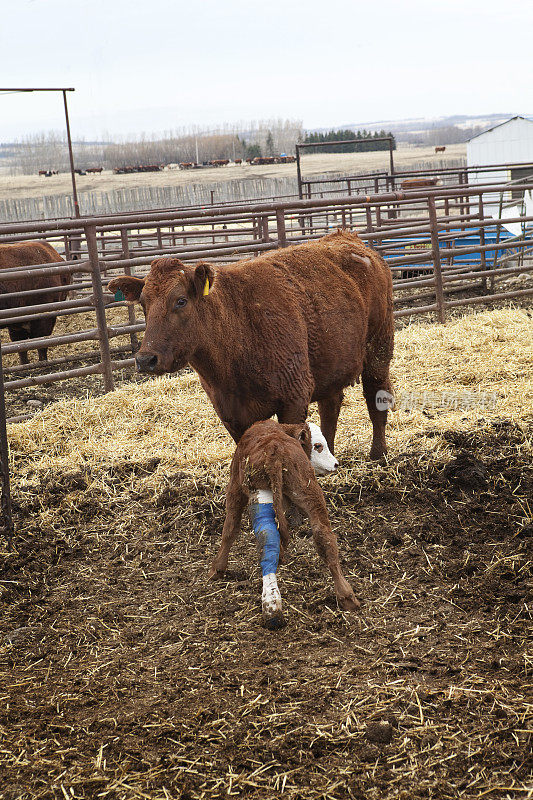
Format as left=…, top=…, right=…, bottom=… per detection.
left=208, top=419, right=360, bottom=628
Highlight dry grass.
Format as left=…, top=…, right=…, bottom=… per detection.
left=8, top=306, right=533, bottom=485
left=1, top=305, right=532, bottom=800
left=0, top=144, right=467, bottom=201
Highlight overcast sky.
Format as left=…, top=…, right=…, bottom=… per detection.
left=1, top=0, right=532, bottom=141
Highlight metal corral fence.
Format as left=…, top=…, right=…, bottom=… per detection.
left=299, top=161, right=533, bottom=200
left=0, top=182, right=532, bottom=416
left=0, top=179, right=532, bottom=542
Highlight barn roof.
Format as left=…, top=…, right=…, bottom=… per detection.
left=467, top=115, right=533, bottom=141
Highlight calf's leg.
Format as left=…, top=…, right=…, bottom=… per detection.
left=290, top=482, right=359, bottom=611
left=208, top=482, right=247, bottom=579
left=318, top=390, right=344, bottom=454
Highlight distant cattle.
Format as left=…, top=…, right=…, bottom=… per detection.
left=208, top=159, right=230, bottom=167
left=250, top=155, right=296, bottom=165
left=74, top=169, right=87, bottom=176
left=108, top=229, right=394, bottom=459
left=435, top=146, right=446, bottom=153
left=401, top=177, right=439, bottom=190
left=179, top=162, right=195, bottom=170
left=85, top=167, right=103, bottom=174
left=112, top=164, right=163, bottom=174
left=0, top=242, right=69, bottom=363
left=234, top=158, right=242, bottom=164
left=38, top=170, right=58, bottom=177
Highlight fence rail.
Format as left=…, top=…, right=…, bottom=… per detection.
left=299, top=160, right=533, bottom=199
left=0, top=180, right=531, bottom=424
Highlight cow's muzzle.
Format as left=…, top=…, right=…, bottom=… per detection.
left=135, top=352, right=159, bottom=373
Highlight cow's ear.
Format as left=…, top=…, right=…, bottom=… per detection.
left=107, top=276, right=145, bottom=303
left=193, top=262, right=215, bottom=299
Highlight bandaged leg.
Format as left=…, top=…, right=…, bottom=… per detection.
left=249, top=490, right=285, bottom=629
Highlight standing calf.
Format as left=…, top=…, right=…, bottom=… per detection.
left=208, top=419, right=360, bottom=628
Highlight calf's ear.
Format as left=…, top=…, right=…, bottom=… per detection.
left=298, top=425, right=311, bottom=447
left=283, top=423, right=311, bottom=448
left=193, top=262, right=215, bottom=298
left=107, top=276, right=145, bottom=302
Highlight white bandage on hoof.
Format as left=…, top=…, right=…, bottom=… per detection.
left=262, top=573, right=286, bottom=630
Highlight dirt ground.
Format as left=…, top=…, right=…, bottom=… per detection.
left=0, top=303, right=532, bottom=800
left=1, top=420, right=531, bottom=800
left=0, top=145, right=466, bottom=202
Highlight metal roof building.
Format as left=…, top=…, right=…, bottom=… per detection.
left=467, top=116, right=533, bottom=185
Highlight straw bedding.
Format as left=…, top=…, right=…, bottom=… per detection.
left=1, top=306, right=532, bottom=800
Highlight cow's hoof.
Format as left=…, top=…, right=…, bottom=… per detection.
left=339, top=594, right=361, bottom=612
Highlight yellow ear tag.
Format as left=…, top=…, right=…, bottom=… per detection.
left=203, top=277, right=210, bottom=296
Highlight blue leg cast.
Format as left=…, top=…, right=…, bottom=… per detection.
left=249, top=493, right=285, bottom=629
left=249, top=501, right=280, bottom=577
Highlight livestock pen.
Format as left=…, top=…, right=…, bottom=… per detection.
left=0, top=180, right=532, bottom=423
left=1, top=305, right=531, bottom=799
left=0, top=177, right=532, bottom=799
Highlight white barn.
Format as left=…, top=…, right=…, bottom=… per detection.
left=467, top=116, right=533, bottom=186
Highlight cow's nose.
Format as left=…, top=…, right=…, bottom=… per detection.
left=135, top=352, right=158, bottom=373
left=334, top=461, right=339, bottom=470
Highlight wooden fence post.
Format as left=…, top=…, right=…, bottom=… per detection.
left=85, top=224, right=114, bottom=391
left=276, top=209, right=287, bottom=247
left=428, top=196, right=446, bottom=324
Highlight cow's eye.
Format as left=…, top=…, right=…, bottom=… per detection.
left=314, top=443, right=324, bottom=452
left=174, top=297, right=188, bottom=310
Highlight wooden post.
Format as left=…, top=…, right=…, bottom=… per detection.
left=120, top=229, right=140, bottom=354
left=85, top=224, right=114, bottom=391
left=276, top=209, right=287, bottom=247
left=365, top=205, right=374, bottom=249
left=0, top=346, right=13, bottom=550
left=427, top=197, right=446, bottom=324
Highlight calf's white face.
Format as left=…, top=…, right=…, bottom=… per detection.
left=308, top=422, right=338, bottom=475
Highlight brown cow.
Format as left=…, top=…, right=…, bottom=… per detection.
left=400, top=177, right=439, bottom=190
left=435, top=146, right=446, bottom=153
left=209, top=419, right=359, bottom=627
left=108, top=230, right=394, bottom=458
left=0, top=241, right=69, bottom=363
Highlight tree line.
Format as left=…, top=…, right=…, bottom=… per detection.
left=303, top=129, right=396, bottom=153
left=6, top=120, right=303, bottom=174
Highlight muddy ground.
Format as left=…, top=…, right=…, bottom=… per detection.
left=1, top=420, right=531, bottom=800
